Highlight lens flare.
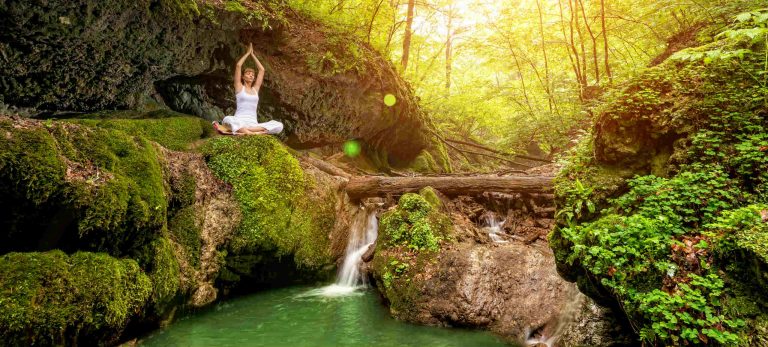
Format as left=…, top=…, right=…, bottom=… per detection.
left=384, top=94, right=397, bottom=107
left=343, top=140, right=362, bottom=157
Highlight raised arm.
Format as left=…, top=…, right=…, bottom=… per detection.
left=233, top=44, right=253, bottom=93
left=251, top=49, right=266, bottom=92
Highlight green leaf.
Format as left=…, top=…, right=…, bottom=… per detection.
left=736, top=12, right=752, bottom=23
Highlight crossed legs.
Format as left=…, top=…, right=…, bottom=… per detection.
left=213, top=122, right=267, bottom=136
left=236, top=126, right=268, bottom=135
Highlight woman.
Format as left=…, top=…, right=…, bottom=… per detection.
left=213, top=43, right=284, bottom=136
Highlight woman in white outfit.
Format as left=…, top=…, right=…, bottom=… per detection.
left=213, top=43, right=284, bottom=136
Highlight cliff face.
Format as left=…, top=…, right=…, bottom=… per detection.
left=0, top=0, right=427, bottom=165
left=550, top=11, right=768, bottom=346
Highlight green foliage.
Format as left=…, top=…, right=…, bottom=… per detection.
left=636, top=274, right=744, bottom=345
left=379, top=192, right=452, bottom=252
left=711, top=204, right=768, bottom=266
left=202, top=136, right=333, bottom=273
left=555, top=179, right=595, bottom=223
left=554, top=9, right=768, bottom=344
left=562, top=214, right=672, bottom=286
left=381, top=259, right=410, bottom=290
left=220, top=0, right=288, bottom=30
left=0, top=251, right=152, bottom=345
left=560, top=175, right=747, bottom=345
left=612, top=169, right=741, bottom=227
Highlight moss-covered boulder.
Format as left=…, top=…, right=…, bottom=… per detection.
left=370, top=189, right=453, bottom=320
left=201, top=135, right=337, bottom=288
left=550, top=10, right=768, bottom=345
left=0, top=116, right=169, bottom=256
left=0, top=251, right=152, bottom=346
left=0, top=0, right=427, bottom=166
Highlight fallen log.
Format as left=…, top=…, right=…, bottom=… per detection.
left=302, top=156, right=352, bottom=179
left=345, top=175, right=554, bottom=200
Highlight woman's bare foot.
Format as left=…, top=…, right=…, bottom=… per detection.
left=212, top=122, right=231, bottom=135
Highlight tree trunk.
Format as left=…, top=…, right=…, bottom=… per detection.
left=401, top=0, right=416, bottom=70
left=577, top=0, right=600, bottom=83
left=600, top=0, right=613, bottom=83
left=571, top=0, right=588, bottom=90
left=345, top=176, right=554, bottom=200
left=558, top=0, right=581, bottom=98
left=535, top=0, right=554, bottom=112
left=445, top=6, right=453, bottom=93
left=366, top=0, right=386, bottom=44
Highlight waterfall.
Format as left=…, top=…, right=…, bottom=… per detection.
left=523, top=286, right=585, bottom=347
left=303, top=207, right=378, bottom=298
left=336, top=211, right=378, bottom=287
left=482, top=213, right=509, bottom=243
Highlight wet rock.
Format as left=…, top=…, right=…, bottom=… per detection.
left=361, top=243, right=376, bottom=263
left=371, top=188, right=632, bottom=346
left=162, top=149, right=240, bottom=307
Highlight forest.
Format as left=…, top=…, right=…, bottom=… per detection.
left=1, top=0, right=767, bottom=346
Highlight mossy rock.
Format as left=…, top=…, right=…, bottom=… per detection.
left=202, top=135, right=335, bottom=285
left=68, top=110, right=213, bottom=151
left=378, top=191, right=453, bottom=253
left=410, top=150, right=438, bottom=174
left=371, top=188, right=454, bottom=317
left=145, top=237, right=182, bottom=310
left=0, top=117, right=166, bottom=257
left=0, top=250, right=152, bottom=346
left=168, top=206, right=202, bottom=269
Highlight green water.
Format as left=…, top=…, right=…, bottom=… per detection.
left=139, top=285, right=512, bottom=347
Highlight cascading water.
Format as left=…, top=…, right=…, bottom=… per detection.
left=523, top=287, right=585, bottom=347
left=482, top=213, right=509, bottom=243
left=336, top=210, right=378, bottom=287
left=304, top=206, right=378, bottom=297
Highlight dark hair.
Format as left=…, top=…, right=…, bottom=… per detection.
left=242, top=68, right=256, bottom=86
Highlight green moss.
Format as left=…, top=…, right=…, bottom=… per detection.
left=410, top=150, right=438, bottom=173
left=146, top=238, right=181, bottom=309
left=0, top=118, right=166, bottom=256
left=0, top=119, right=66, bottom=206
left=418, top=187, right=442, bottom=209
left=68, top=110, right=211, bottom=151
left=168, top=206, right=201, bottom=268
left=290, top=177, right=337, bottom=267
left=379, top=192, right=452, bottom=253
left=0, top=251, right=152, bottom=346
left=370, top=248, right=438, bottom=321
left=202, top=136, right=333, bottom=275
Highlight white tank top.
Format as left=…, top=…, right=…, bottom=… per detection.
left=234, top=88, right=259, bottom=119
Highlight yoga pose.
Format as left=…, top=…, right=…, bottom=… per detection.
left=213, top=43, right=284, bottom=136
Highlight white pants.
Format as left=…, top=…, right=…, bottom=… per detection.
left=222, top=115, right=284, bottom=135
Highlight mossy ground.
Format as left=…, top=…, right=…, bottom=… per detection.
left=69, top=109, right=213, bottom=151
